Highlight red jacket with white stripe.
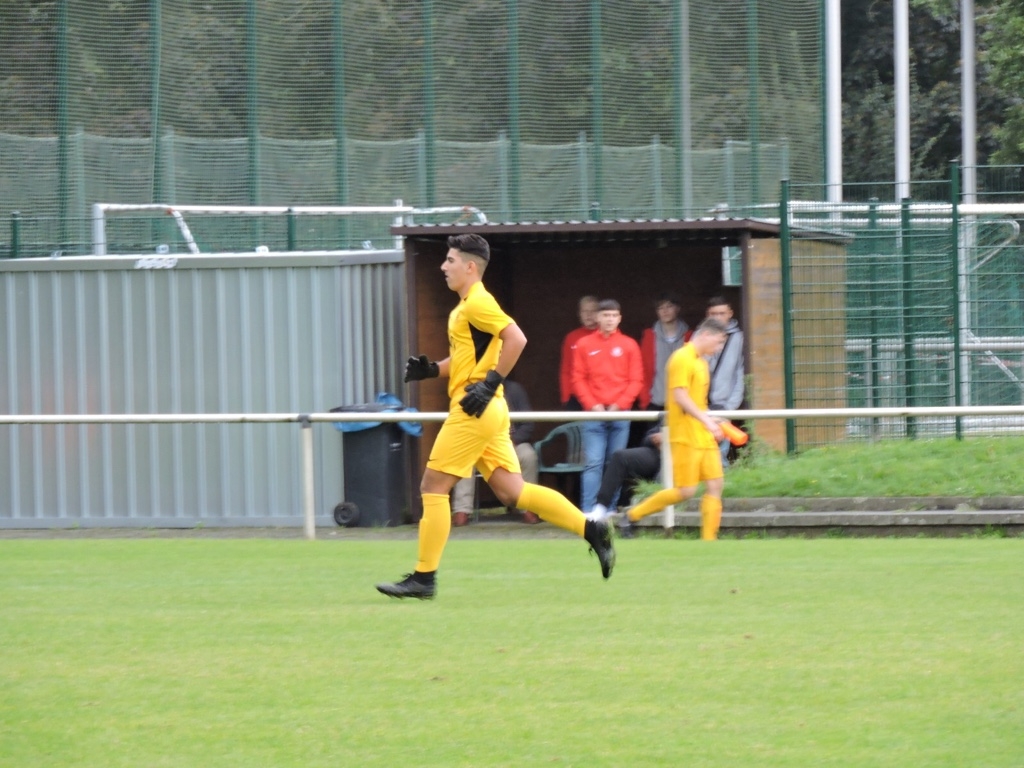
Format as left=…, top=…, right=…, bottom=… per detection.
left=571, top=329, right=644, bottom=411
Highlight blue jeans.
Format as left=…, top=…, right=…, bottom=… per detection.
left=581, top=419, right=631, bottom=512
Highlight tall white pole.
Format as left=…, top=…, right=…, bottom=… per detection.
left=894, top=0, right=911, bottom=201
left=961, top=0, right=977, bottom=204
left=680, top=0, right=694, bottom=211
left=959, top=0, right=977, bottom=407
left=825, top=0, right=843, bottom=203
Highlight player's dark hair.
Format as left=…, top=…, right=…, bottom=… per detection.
left=597, top=299, right=621, bottom=312
left=448, top=233, right=490, bottom=262
left=696, top=317, right=727, bottom=335
left=707, top=295, right=730, bottom=309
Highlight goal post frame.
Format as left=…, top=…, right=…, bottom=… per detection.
left=90, top=202, right=488, bottom=256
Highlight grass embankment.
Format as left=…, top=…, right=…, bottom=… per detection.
left=724, top=436, right=1024, bottom=497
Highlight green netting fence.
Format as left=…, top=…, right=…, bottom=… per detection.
left=782, top=166, right=1024, bottom=449
left=1, top=0, right=823, bottom=257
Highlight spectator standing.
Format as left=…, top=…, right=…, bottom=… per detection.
left=450, top=379, right=540, bottom=525
left=558, top=295, right=599, bottom=409
left=705, top=296, right=745, bottom=467
left=640, top=292, right=690, bottom=410
left=634, top=292, right=689, bottom=446
left=571, top=299, right=643, bottom=514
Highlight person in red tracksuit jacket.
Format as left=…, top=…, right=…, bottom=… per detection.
left=558, top=295, right=599, bottom=409
left=571, top=299, right=643, bottom=514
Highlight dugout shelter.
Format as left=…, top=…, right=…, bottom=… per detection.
left=392, top=218, right=849, bottom=485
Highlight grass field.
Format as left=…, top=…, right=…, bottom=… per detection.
left=2, top=537, right=1022, bottom=767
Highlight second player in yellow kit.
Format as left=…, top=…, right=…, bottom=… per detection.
left=620, top=318, right=729, bottom=540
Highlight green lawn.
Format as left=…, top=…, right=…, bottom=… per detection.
left=2, top=538, right=1021, bottom=767
left=725, top=435, right=1024, bottom=497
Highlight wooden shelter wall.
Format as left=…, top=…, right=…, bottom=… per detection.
left=746, top=238, right=849, bottom=452
left=790, top=238, right=848, bottom=446
left=745, top=239, right=787, bottom=452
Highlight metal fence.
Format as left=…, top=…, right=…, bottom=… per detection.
left=1, top=0, right=824, bottom=255
left=1, top=249, right=406, bottom=525
left=780, top=167, right=1024, bottom=449
left=2, top=135, right=795, bottom=258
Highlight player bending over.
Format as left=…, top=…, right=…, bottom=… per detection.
left=618, top=318, right=728, bottom=541
left=376, top=233, right=615, bottom=600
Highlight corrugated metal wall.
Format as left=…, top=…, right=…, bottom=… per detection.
left=0, top=251, right=406, bottom=526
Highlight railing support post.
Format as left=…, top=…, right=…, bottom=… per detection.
left=300, top=415, right=316, bottom=540
left=659, top=424, right=674, bottom=533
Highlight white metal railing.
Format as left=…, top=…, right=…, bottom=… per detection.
left=845, top=335, right=1024, bottom=409
left=739, top=200, right=1024, bottom=237
left=5, top=404, right=1024, bottom=538
left=748, top=200, right=1024, bottom=217
left=845, top=335, right=1024, bottom=354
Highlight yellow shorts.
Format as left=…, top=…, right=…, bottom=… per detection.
left=670, top=442, right=723, bottom=488
left=427, top=394, right=521, bottom=480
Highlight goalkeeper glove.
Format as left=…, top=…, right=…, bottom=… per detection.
left=460, top=370, right=504, bottom=418
left=404, top=355, right=439, bottom=383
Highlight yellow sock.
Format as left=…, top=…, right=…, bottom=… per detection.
left=416, top=493, right=452, bottom=572
left=700, top=496, right=723, bottom=541
left=627, top=487, right=685, bottom=522
left=516, top=483, right=586, bottom=537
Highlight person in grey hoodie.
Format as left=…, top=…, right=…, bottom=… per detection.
left=635, top=292, right=690, bottom=448
left=705, top=296, right=745, bottom=466
left=639, top=292, right=690, bottom=411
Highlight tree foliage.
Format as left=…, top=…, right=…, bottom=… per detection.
left=0, top=0, right=1021, bottom=190
left=841, top=0, right=1010, bottom=184
left=983, top=0, right=1024, bottom=163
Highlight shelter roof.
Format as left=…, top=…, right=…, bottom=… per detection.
left=391, top=217, right=781, bottom=244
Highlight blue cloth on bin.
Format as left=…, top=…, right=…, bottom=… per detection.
left=332, top=392, right=422, bottom=437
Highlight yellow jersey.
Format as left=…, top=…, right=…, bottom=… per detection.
left=446, top=281, right=513, bottom=399
left=665, top=342, right=716, bottom=449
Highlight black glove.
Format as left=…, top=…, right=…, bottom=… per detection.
left=460, top=370, right=505, bottom=418
left=404, top=354, right=439, bottom=383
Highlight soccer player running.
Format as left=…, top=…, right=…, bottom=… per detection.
left=376, top=234, right=615, bottom=599
left=618, top=318, right=729, bottom=541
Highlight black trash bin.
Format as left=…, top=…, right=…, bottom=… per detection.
left=331, top=402, right=419, bottom=528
